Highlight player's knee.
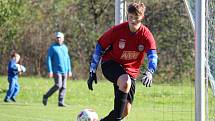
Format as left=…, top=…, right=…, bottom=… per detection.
left=55, top=84, right=62, bottom=89
left=62, top=86, right=66, bottom=90
left=17, top=87, right=20, bottom=92
left=117, top=74, right=131, bottom=93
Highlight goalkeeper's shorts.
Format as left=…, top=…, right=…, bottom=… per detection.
left=101, top=60, right=136, bottom=104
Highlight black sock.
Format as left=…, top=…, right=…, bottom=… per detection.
left=101, top=110, right=114, bottom=121
left=101, top=90, right=128, bottom=121
left=114, top=89, right=127, bottom=121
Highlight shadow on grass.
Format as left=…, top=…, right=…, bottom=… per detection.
left=0, top=88, right=7, bottom=94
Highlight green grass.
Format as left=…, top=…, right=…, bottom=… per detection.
left=0, top=76, right=214, bottom=121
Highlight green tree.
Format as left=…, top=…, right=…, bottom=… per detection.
left=0, top=0, right=28, bottom=73
left=0, top=0, right=195, bottom=82
left=144, top=0, right=194, bottom=81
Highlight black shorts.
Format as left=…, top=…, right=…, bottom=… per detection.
left=101, top=60, right=136, bottom=104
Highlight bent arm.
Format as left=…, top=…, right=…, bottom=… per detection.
left=47, top=47, right=53, bottom=73
left=89, top=43, right=104, bottom=73
left=147, top=49, right=158, bottom=73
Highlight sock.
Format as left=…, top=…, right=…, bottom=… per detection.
left=58, top=98, right=64, bottom=104
left=114, top=89, right=128, bottom=121
left=43, top=94, right=48, bottom=98
left=101, top=110, right=114, bottom=121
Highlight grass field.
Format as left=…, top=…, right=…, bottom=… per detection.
left=0, top=76, right=214, bottom=121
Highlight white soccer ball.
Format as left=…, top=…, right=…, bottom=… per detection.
left=20, top=65, right=26, bottom=72
left=77, top=108, right=99, bottom=121
left=16, top=64, right=26, bottom=72
left=15, top=64, right=22, bottom=72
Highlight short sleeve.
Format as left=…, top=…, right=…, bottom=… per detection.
left=98, top=27, right=115, bottom=49
left=144, top=28, right=156, bottom=51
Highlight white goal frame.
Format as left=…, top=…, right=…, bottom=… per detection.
left=116, top=0, right=207, bottom=121
left=195, top=0, right=206, bottom=121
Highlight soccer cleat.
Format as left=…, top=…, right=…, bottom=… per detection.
left=10, top=97, right=16, bottom=102
left=100, top=118, right=106, bottom=121
left=42, top=95, right=48, bottom=106
left=58, top=103, right=66, bottom=107
left=4, top=98, right=10, bottom=102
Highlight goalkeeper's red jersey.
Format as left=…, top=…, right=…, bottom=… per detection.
left=98, top=22, right=156, bottom=78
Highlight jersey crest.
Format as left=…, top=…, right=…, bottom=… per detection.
left=138, top=44, right=144, bottom=51
left=119, top=39, right=126, bottom=49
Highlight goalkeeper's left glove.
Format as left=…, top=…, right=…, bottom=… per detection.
left=87, top=71, right=97, bottom=91
left=141, top=69, right=153, bottom=87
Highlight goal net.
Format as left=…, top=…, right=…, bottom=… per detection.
left=184, top=0, right=215, bottom=120
left=184, top=0, right=215, bottom=96
left=207, top=0, right=215, bottom=96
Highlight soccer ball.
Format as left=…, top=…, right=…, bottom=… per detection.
left=16, top=64, right=26, bottom=72
left=16, top=64, right=22, bottom=72
left=77, top=108, right=99, bottom=121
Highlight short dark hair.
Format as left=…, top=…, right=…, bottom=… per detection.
left=127, top=2, right=146, bottom=16
left=10, top=50, right=18, bottom=58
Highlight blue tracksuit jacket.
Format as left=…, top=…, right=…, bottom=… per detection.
left=47, top=43, right=72, bottom=74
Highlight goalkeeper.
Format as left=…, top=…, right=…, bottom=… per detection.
left=87, top=2, right=158, bottom=121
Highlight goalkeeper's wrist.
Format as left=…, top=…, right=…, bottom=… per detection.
left=147, top=68, right=154, bottom=74
left=90, top=68, right=96, bottom=73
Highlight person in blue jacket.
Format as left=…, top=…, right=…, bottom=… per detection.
left=43, top=32, right=72, bottom=107
left=4, top=51, right=26, bottom=102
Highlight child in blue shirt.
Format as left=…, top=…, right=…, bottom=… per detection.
left=4, top=51, right=26, bottom=102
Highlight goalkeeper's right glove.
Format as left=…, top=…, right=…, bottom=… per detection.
left=141, top=69, right=153, bottom=87
left=87, top=71, right=97, bottom=91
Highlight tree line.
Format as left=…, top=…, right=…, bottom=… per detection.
left=0, top=0, right=194, bottom=82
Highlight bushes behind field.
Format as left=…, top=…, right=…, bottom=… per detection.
left=0, top=0, right=194, bottom=82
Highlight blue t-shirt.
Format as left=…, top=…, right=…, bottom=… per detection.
left=8, top=59, right=19, bottom=81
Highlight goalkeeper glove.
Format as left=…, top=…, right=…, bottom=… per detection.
left=141, top=69, right=153, bottom=87
left=87, top=71, right=97, bottom=91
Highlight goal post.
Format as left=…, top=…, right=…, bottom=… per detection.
left=115, top=0, right=126, bottom=25
left=184, top=0, right=207, bottom=120
left=195, top=0, right=206, bottom=121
